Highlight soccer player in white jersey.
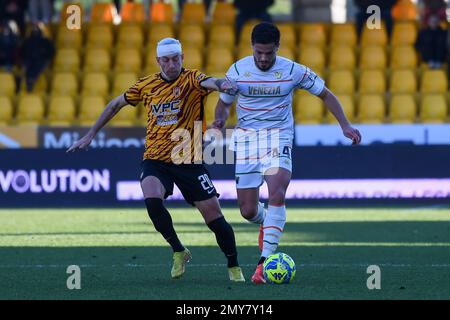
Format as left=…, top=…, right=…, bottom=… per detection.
left=212, top=22, right=362, bottom=284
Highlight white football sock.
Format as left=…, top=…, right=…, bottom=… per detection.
left=261, top=205, right=286, bottom=258
left=247, top=202, right=266, bottom=225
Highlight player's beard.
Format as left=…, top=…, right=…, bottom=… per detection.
left=254, top=56, right=276, bottom=71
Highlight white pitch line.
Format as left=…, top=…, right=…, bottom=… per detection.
left=0, top=263, right=449, bottom=269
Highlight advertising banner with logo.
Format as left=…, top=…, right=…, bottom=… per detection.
left=1, top=146, right=450, bottom=207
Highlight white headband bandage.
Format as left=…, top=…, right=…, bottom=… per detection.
left=156, top=38, right=182, bottom=57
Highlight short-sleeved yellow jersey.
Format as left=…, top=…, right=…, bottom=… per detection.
left=124, top=69, right=211, bottom=163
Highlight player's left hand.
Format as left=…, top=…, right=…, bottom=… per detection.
left=342, top=125, right=362, bottom=145
left=219, top=79, right=238, bottom=95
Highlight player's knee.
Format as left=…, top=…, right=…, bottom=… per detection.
left=239, top=203, right=258, bottom=220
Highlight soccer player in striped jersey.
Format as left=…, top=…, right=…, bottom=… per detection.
left=213, top=23, right=362, bottom=284
left=67, top=38, right=245, bottom=282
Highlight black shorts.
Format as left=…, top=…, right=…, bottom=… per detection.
left=140, top=159, right=219, bottom=206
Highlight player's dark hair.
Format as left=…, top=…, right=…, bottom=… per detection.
left=251, top=22, right=280, bottom=46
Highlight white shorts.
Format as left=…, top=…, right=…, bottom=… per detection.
left=235, top=144, right=292, bottom=189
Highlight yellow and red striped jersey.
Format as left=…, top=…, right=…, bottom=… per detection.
left=124, top=69, right=211, bottom=163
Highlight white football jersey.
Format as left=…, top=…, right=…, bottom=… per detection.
left=220, top=55, right=325, bottom=150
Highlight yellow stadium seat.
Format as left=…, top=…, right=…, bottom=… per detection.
left=150, top=2, right=174, bottom=23
left=391, top=22, right=417, bottom=46
left=357, top=94, right=386, bottom=123
left=16, top=94, right=45, bottom=124
left=53, top=48, right=80, bottom=73
left=180, top=3, right=206, bottom=25
left=19, top=73, right=48, bottom=96
left=211, top=2, right=236, bottom=26
left=115, top=48, right=142, bottom=73
left=51, top=72, right=78, bottom=97
left=389, top=94, right=416, bottom=123
left=361, top=26, right=388, bottom=47
left=204, top=92, right=219, bottom=124
left=420, top=69, right=448, bottom=94
left=78, top=96, right=106, bottom=126
left=299, top=23, right=327, bottom=48
left=112, top=72, right=138, bottom=97
left=81, top=73, right=109, bottom=97
left=326, top=94, right=355, bottom=123
left=298, top=46, right=325, bottom=72
left=144, top=55, right=159, bottom=75
left=278, top=47, right=296, bottom=61
left=178, top=24, right=205, bottom=47
left=0, top=72, right=16, bottom=98
left=294, top=92, right=324, bottom=124
left=120, top=2, right=145, bottom=23
left=330, top=24, right=357, bottom=47
left=358, top=70, right=386, bottom=94
left=390, top=69, right=417, bottom=94
left=328, top=70, right=355, bottom=94
left=390, top=46, right=417, bottom=69
left=117, top=24, right=144, bottom=49
left=86, top=24, right=113, bottom=49
left=0, top=96, right=13, bottom=124
left=56, top=27, right=83, bottom=49
left=206, top=47, right=234, bottom=73
left=109, top=105, right=138, bottom=127
left=90, top=3, right=117, bottom=24
left=328, top=45, right=356, bottom=70
left=183, top=47, right=203, bottom=70
left=148, top=23, right=174, bottom=46
left=277, top=24, right=297, bottom=50
left=47, top=95, right=76, bottom=126
left=237, top=45, right=253, bottom=60
left=209, top=25, right=235, bottom=50
left=359, top=46, right=386, bottom=69
left=84, top=48, right=111, bottom=73
left=238, top=20, right=260, bottom=46
left=420, top=94, right=448, bottom=123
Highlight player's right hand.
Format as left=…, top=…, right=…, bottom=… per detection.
left=211, top=119, right=226, bottom=130
left=66, top=134, right=94, bottom=153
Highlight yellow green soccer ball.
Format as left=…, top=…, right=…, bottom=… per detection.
left=263, top=252, right=296, bottom=284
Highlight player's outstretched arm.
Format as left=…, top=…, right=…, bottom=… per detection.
left=212, top=98, right=233, bottom=130
left=66, top=95, right=129, bottom=152
left=318, top=86, right=362, bottom=145
left=200, top=77, right=238, bottom=95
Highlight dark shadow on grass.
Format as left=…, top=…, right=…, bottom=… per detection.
left=2, top=221, right=450, bottom=243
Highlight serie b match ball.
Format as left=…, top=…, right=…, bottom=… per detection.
left=263, top=252, right=296, bottom=284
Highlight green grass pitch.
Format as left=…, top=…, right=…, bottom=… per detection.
left=0, top=207, right=449, bottom=300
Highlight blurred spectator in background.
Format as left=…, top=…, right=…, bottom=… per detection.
left=0, top=0, right=28, bottom=35
left=234, top=0, right=274, bottom=43
left=354, top=0, right=396, bottom=38
left=0, top=20, right=20, bottom=72
left=28, top=0, right=53, bottom=24
left=421, top=0, right=447, bottom=27
left=21, top=23, right=54, bottom=92
left=416, top=13, right=447, bottom=69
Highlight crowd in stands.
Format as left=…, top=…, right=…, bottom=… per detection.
left=0, top=0, right=449, bottom=126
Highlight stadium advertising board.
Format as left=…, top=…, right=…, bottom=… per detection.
left=1, top=146, right=449, bottom=207
left=0, top=125, right=38, bottom=148
left=32, top=124, right=450, bottom=149
left=38, top=126, right=146, bottom=149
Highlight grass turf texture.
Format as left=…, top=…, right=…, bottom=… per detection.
left=0, top=207, right=449, bottom=300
